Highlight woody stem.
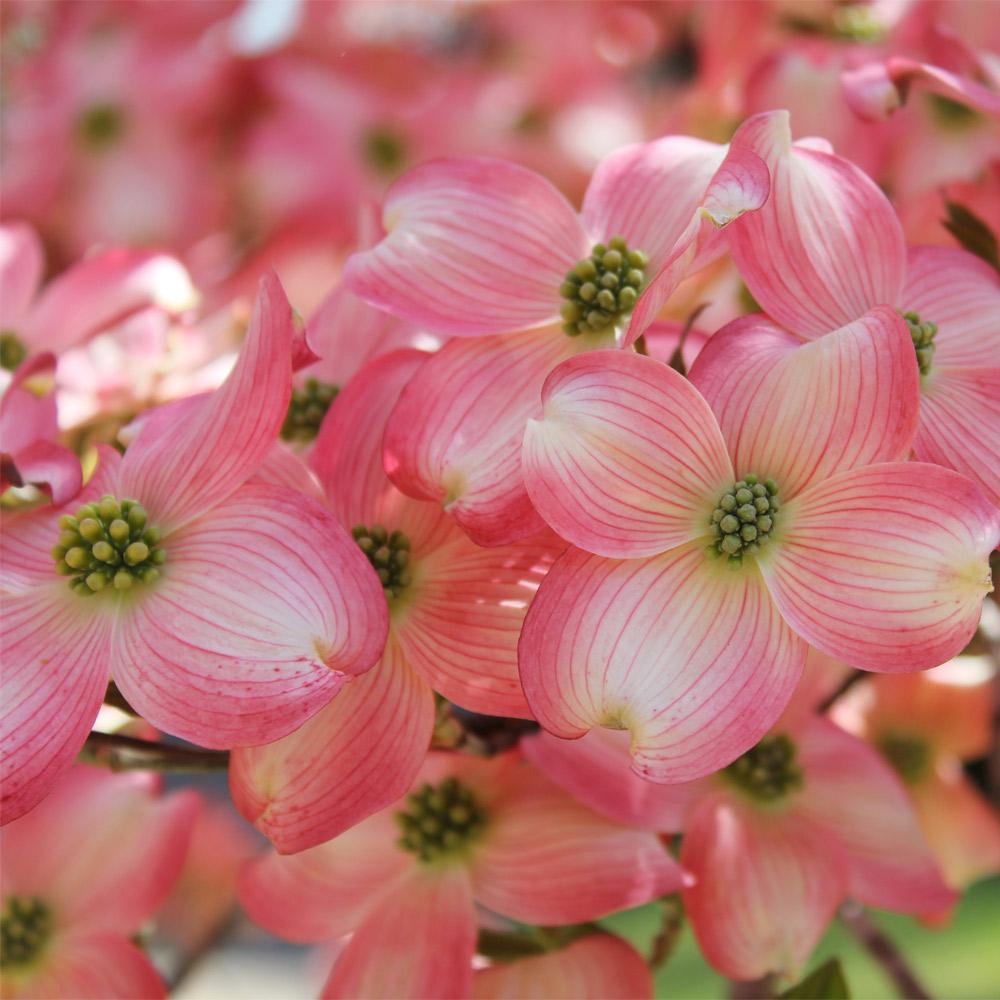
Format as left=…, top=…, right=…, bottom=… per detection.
left=80, top=732, right=230, bottom=772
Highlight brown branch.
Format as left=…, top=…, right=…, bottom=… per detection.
left=103, top=681, right=138, bottom=715
left=80, top=732, right=230, bottom=773
left=649, top=894, right=684, bottom=970
left=729, top=974, right=775, bottom=999
left=818, top=669, right=865, bottom=713
left=839, top=902, right=931, bottom=1000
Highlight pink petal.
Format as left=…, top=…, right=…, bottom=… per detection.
left=110, top=483, right=387, bottom=749
left=239, top=812, right=411, bottom=943
left=914, top=367, right=1000, bottom=507
left=0, top=587, right=113, bottom=824
left=519, top=543, right=806, bottom=782
left=690, top=308, right=920, bottom=499
left=21, top=248, right=196, bottom=355
left=726, top=110, right=906, bottom=338
left=230, top=639, right=434, bottom=854
left=793, top=716, right=955, bottom=914
left=344, top=158, right=588, bottom=336
left=762, top=463, right=1000, bottom=671
left=522, top=729, right=702, bottom=831
left=4, top=931, right=166, bottom=1000
left=524, top=349, right=734, bottom=557
left=322, top=865, right=476, bottom=1000
left=0, top=222, right=44, bottom=330
left=5, top=441, right=83, bottom=508
left=471, top=760, right=687, bottom=924
left=2, top=766, right=198, bottom=932
left=120, top=272, right=294, bottom=531
left=682, top=793, right=847, bottom=980
left=473, top=934, right=653, bottom=1000
left=901, top=246, right=1000, bottom=368
left=384, top=328, right=586, bottom=547
left=253, top=441, right=326, bottom=503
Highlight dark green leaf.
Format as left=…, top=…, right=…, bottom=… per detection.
left=780, top=957, right=850, bottom=999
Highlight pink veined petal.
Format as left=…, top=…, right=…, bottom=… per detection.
left=792, top=716, right=955, bottom=914
left=901, top=245, right=1000, bottom=367
left=913, top=367, right=1000, bottom=507
left=473, top=934, right=653, bottom=1000
left=689, top=308, right=920, bottom=499
left=230, top=636, right=434, bottom=854
left=471, top=761, right=687, bottom=925
left=1, top=931, right=167, bottom=1000
left=726, top=110, right=906, bottom=338
left=761, top=462, right=1000, bottom=672
left=522, top=729, right=702, bottom=831
left=384, top=327, right=592, bottom=547
left=1, top=767, right=199, bottom=932
left=682, top=793, right=848, bottom=981
left=110, top=483, right=387, bottom=749
left=322, top=865, right=476, bottom=1000
left=343, top=157, right=588, bottom=336
left=519, top=542, right=806, bottom=783
left=0, top=587, right=114, bottom=824
left=239, top=812, right=411, bottom=943
left=524, top=349, right=734, bottom=557
left=252, top=441, right=327, bottom=503
left=120, top=272, right=294, bottom=532
left=21, top=249, right=196, bottom=355
left=0, top=222, right=44, bottom=330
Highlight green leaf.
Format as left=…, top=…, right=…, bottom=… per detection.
left=780, top=957, right=851, bottom=999
left=942, top=200, right=1000, bottom=272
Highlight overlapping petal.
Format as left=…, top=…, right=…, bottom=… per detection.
left=761, top=463, right=1000, bottom=671
left=519, top=542, right=806, bottom=783
left=0, top=222, right=43, bottom=330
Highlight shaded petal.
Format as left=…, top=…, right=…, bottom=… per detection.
left=5, top=441, right=83, bottom=508
left=111, top=483, right=387, bottom=749
left=1, top=766, right=198, bottom=931
left=793, top=717, right=955, bottom=913
left=682, top=793, right=847, bottom=980
left=522, top=729, right=702, bottom=831
left=120, top=272, right=293, bottom=531
left=230, top=638, right=433, bottom=854
left=384, top=328, right=588, bottom=547
left=0, top=587, right=113, bottom=824
left=0, top=222, right=44, bottom=330
left=914, top=367, right=1000, bottom=506
left=690, top=308, right=919, bottom=499
left=239, top=812, right=410, bottom=943
left=726, top=111, right=906, bottom=338
left=471, top=761, right=686, bottom=924
left=763, top=463, right=999, bottom=671
left=524, top=349, right=734, bottom=557
left=519, top=543, right=806, bottom=782
left=344, top=157, right=587, bottom=336
left=322, top=866, right=476, bottom=1000
left=473, top=934, right=653, bottom=1000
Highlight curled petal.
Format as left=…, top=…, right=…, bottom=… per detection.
left=726, top=110, right=906, bottom=338
left=344, top=157, right=588, bottom=336
left=0, top=222, right=44, bottom=330
left=230, top=639, right=433, bottom=854
left=524, top=350, right=733, bottom=557
left=690, top=308, right=919, bottom=499
left=762, top=463, right=1000, bottom=671
left=519, top=543, right=806, bottom=783
left=3, top=440, right=82, bottom=508
left=111, top=483, right=387, bottom=749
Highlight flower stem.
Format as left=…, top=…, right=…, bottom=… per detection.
left=80, top=731, right=230, bottom=772
left=840, top=901, right=932, bottom=999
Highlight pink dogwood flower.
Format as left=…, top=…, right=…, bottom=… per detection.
left=231, top=350, right=561, bottom=853
left=723, top=109, right=1000, bottom=505
left=519, top=317, right=999, bottom=783
left=0, top=764, right=197, bottom=998
left=239, top=750, right=686, bottom=999
left=344, top=141, right=769, bottom=544
left=524, top=672, right=955, bottom=981
left=1, top=273, right=386, bottom=823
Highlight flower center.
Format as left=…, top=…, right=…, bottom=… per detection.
left=76, top=102, right=126, bottom=148
left=900, top=310, right=937, bottom=376
left=0, top=331, right=26, bottom=371
left=363, top=126, right=407, bottom=175
left=351, top=523, right=411, bottom=600
left=281, top=378, right=339, bottom=443
left=706, top=475, right=779, bottom=567
left=559, top=236, right=647, bottom=337
left=395, top=777, right=487, bottom=863
left=1, top=896, right=52, bottom=970
left=53, top=495, right=164, bottom=595
left=722, top=733, right=803, bottom=804
left=877, top=731, right=932, bottom=785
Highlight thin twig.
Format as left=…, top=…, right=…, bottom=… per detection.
left=840, top=901, right=932, bottom=1000
left=80, top=732, right=230, bottom=772
left=648, top=894, right=684, bottom=970
left=818, top=670, right=865, bottom=713
left=103, top=681, right=138, bottom=715
left=729, top=973, right=775, bottom=999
